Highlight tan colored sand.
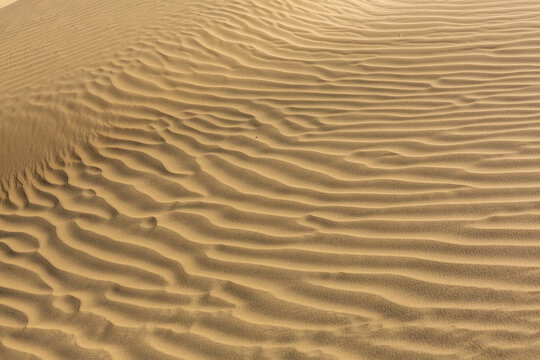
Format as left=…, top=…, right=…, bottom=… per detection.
left=1, top=0, right=540, bottom=359
left=0, top=0, right=17, bottom=9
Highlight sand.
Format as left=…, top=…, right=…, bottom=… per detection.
left=0, top=0, right=17, bottom=9
left=0, top=0, right=539, bottom=359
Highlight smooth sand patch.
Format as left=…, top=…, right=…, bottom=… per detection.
left=0, top=0, right=18, bottom=9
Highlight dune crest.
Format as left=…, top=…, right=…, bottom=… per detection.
left=0, top=0, right=17, bottom=9
left=1, top=0, right=540, bottom=359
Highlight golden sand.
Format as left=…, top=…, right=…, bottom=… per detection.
left=0, top=0, right=539, bottom=359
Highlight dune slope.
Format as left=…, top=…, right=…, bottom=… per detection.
left=1, top=0, right=540, bottom=359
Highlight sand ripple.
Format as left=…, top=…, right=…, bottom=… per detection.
left=1, top=0, right=540, bottom=359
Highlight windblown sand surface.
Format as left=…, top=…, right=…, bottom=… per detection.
left=1, top=0, right=540, bottom=359
left=0, top=1, right=17, bottom=10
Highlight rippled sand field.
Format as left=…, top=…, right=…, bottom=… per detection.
left=1, top=0, right=540, bottom=359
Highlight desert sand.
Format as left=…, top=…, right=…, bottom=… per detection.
left=0, top=1, right=17, bottom=9
left=0, top=0, right=539, bottom=359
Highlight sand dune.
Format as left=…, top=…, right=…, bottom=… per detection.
left=0, top=1, right=16, bottom=10
left=1, top=0, right=540, bottom=359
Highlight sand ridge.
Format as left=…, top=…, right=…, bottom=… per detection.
left=0, top=0, right=18, bottom=9
left=1, top=0, right=540, bottom=359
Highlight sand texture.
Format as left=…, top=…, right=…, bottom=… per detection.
left=1, top=0, right=540, bottom=359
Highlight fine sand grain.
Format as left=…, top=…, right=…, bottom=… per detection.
left=0, top=0, right=17, bottom=10
left=1, top=0, right=540, bottom=359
